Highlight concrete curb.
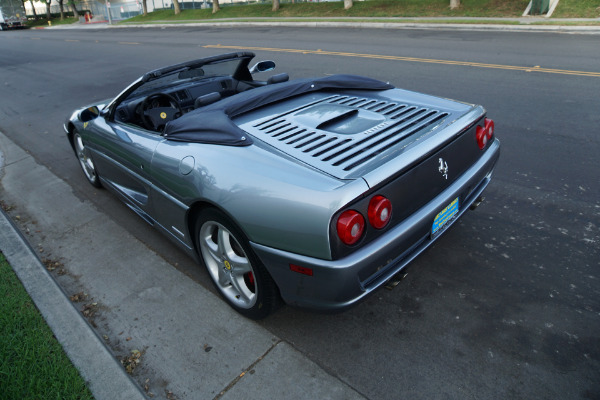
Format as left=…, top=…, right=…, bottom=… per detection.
left=0, top=207, right=147, bottom=400
left=114, top=21, right=600, bottom=33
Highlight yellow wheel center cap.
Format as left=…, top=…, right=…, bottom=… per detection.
left=224, top=260, right=231, bottom=270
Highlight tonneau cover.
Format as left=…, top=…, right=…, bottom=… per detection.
left=163, top=75, right=394, bottom=146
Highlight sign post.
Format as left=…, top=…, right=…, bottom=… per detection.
left=106, top=1, right=112, bottom=24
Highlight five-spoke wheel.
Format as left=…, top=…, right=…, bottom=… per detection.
left=196, top=209, right=279, bottom=319
left=73, top=130, right=102, bottom=188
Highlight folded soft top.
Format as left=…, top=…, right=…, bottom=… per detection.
left=163, top=74, right=394, bottom=146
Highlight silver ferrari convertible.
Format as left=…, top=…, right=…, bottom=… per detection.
left=65, top=52, right=500, bottom=319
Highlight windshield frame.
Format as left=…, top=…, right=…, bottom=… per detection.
left=105, top=52, right=255, bottom=121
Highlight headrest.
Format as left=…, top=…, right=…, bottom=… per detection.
left=267, top=73, right=289, bottom=85
left=194, top=92, right=221, bottom=108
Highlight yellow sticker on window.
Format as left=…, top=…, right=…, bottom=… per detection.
left=160, top=112, right=167, bottom=119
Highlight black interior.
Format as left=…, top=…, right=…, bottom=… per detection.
left=114, top=75, right=270, bottom=132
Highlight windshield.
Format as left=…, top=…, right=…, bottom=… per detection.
left=127, top=58, right=244, bottom=100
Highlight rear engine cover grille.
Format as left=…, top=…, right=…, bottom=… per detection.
left=245, top=94, right=451, bottom=178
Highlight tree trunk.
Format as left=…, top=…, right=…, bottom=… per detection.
left=450, top=0, right=460, bottom=9
left=212, top=0, right=220, bottom=13
left=272, top=0, right=279, bottom=12
left=58, top=0, right=64, bottom=20
left=69, top=0, right=80, bottom=18
left=45, top=0, right=51, bottom=20
left=173, top=0, right=181, bottom=14
left=142, top=0, right=148, bottom=16
left=29, top=0, right=38, bottom=19
left=344, top=0, right=352, bottom=10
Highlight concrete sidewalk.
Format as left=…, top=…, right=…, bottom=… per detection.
left=0, top=131, right=365, bottom=399
left=45, top=16, right=600, bottom=34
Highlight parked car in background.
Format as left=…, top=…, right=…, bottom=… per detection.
left=0, top=0, right=26, bottom=30
left=65, top=52, right=500, bottom=319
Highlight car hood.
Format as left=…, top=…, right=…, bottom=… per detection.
left=234, top=87, right=482, bottom=185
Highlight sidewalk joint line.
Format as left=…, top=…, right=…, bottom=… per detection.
left=213, top=339, right=283, bottom=400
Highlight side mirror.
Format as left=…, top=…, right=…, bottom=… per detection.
left=249, top=60, right=276, bottom=74
left=79, top=106, right=100, bottom=122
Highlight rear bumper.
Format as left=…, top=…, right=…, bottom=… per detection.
left=1, top=22, right=25, bottom=29
left=251, top=138, right=500, bottom=311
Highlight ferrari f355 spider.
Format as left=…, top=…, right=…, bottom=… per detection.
left=65, top=52, right=500, bottom=319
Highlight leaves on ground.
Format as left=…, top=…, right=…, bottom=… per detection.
left=121, top=349, right=143, bottom=374
left=81, top=302, right=98, bottom=318
left=69, top=291, right=88, bottom=302
left=165, top=389, right=178, bottom=400
left=43, top=258, right=66, bottom=275
left=0, top=201, right=15, bottom=212
left=144, top=378, right=154, bottom=397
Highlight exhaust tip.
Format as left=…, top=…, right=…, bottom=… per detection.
left=469, top=195, right=485, bottom=210
left=385, top=271, right=408, bottom=290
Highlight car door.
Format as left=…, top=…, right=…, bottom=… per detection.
left=87, top=116, right=162, bottom=222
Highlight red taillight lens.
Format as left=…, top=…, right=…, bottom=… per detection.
left=337, top=210, right=365, bottom=245
left=476, top=118, right=495, bottom=150
left=368, top=195, right=392, bottom=229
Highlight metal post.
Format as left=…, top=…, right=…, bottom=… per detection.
left=106, top=0, right=112, bottom=24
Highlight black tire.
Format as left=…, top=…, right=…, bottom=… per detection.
left=72, top=130, right=102, bottom=188
left=195, top=208, right=279, bottom=319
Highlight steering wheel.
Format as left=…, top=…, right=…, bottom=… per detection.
left=140, top=93, right=182, bottom=132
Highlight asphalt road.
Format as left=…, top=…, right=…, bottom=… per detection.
left=1, top=26, right=599, bottom=399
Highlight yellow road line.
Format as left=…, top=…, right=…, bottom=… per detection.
left=65, top=39, right=80, bottom=42
left=119, top=42, right=140, bottom=45
left=204, top=44, right=600, bottom=78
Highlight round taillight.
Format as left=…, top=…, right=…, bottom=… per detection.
left=476, top=118, right=495, bottom=150
left=368, top=195, right=392, bottom=229
left=337, top=210, right=365, bottom=245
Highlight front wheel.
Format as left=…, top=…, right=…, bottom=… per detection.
left=196, top=208, right=279, bottom=319
left=73, top=130, right=102, bottom=188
